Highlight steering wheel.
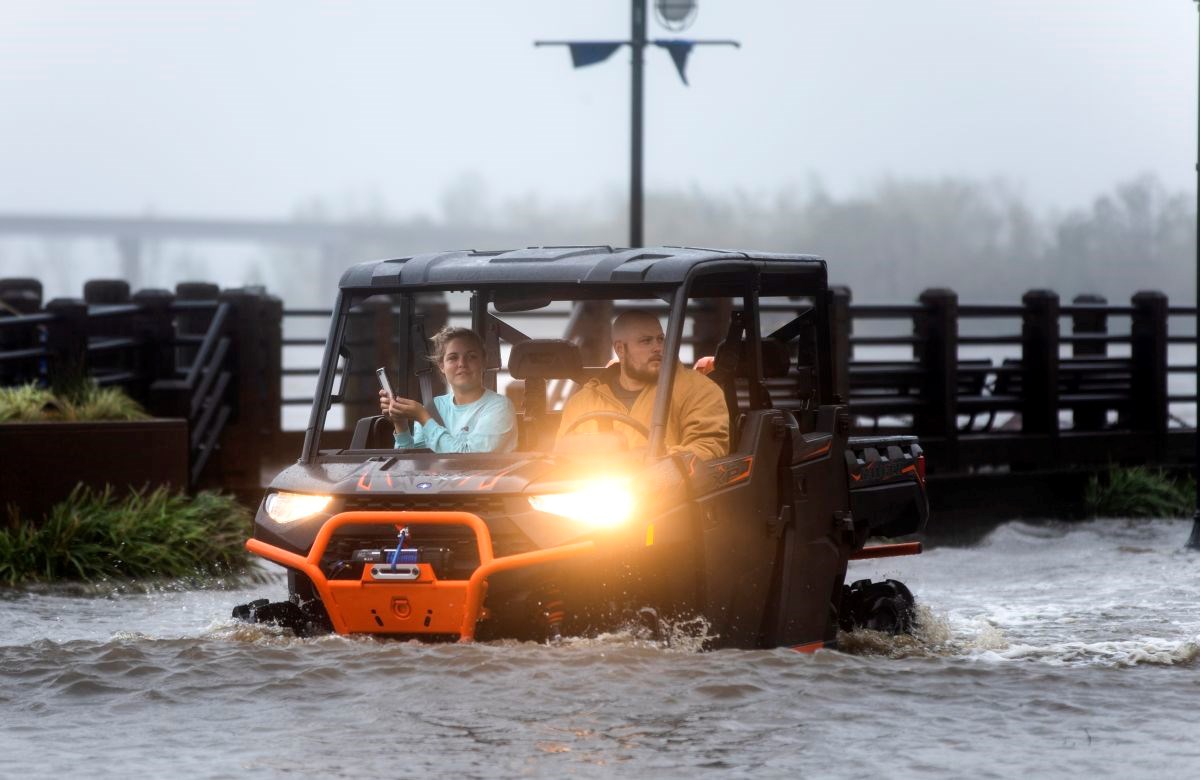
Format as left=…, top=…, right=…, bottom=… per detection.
left=561, top=410, right=650, bottom=439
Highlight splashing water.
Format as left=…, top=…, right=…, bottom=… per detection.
left=559, top=614, right=716, bottom=654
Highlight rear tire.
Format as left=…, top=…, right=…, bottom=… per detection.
left=839, top=578, right=916, bottom=635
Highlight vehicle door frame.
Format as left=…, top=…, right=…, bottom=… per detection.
left=649, top=262, right=765, bottom=457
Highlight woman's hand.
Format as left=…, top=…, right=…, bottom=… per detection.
left=378, top=388, right=431, bottom=430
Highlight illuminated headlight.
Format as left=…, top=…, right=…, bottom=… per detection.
left=528, top=479, right=635, bottom=529
left=264, top=491, right=332, bottom=524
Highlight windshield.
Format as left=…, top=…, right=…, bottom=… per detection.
left=304, top=285, right=826, bottom=458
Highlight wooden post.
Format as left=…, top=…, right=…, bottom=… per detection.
left=1020, top=290, right=1060, bottom=449
left=830, top=286, right=852, bottom=405
left=82, top=279, right=133, bottom=390
left=43, top=298, right=89, bottom=392
left=1071, top=294, right=1107, bottom=431
left=1130, top=291, right=1168, bottom=460
left=0, top=278, right=42, bottom=312
left=692, top=297, right=731, bottom=364
left=175, top=282, right=220, bottom=370
left=0, top=278, right=44, bottom=386
left=576, top=301, right=613, bottom=366
left=131, top=289, right=178, bottom=412
left=418, top=293, right=449, bottom=335
left=419, top=294, right=449, bottom=398
left=915, top=288, right=959, bottom=469
left=211, top=287, right=282, bottom=497
left=259, top=292, right=284, bottom=469
left=82, top=279, right=130, bottom=304
left=344, top=296, right=392, bottom=423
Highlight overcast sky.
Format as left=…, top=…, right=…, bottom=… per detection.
left=0, top=1, right=1195, bottom=222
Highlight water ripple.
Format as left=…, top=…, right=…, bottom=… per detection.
left=2, top=519, right=1200, bottom=777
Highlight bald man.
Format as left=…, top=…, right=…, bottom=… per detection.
left=556, top=310, right=729, bottom=459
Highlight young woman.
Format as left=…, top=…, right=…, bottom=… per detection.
left=378, top=326, right=516, bottom=453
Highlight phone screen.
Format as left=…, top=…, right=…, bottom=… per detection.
left=376, top=367, right=394, bottom=398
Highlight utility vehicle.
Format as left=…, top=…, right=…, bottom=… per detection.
left=235, top=247, right=927, bottom=650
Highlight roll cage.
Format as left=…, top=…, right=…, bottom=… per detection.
left=300, top=253, right=835, bottom=464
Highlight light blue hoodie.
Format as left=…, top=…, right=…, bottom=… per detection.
left=392, top=388, right=516, bottom=453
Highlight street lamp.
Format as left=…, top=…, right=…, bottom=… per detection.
left=535, top=1, right=738, bottom=248
left=656, top=0, right=699, bottom=31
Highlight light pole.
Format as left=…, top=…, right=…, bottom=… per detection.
left=631, top=0, right=646, bottom=249
left=1190, top=0, right=1200, bottom=550
left=536, top=1, right=738, bottom=248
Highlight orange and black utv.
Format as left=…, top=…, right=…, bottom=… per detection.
left=235, top=247, right=927, bottom=650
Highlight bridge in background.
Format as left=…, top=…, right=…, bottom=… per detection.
left=0, top=212, right=526, bottom=295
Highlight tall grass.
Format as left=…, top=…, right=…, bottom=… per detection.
left=0, top=384, right=62, bottom=421
left=0, top=381, right=149, bottom=422
left=73, top=384, right=150, bottom=421
left=0, top=486, right=253, bottom=586
left=1085, top=466, right=1194, bottom=519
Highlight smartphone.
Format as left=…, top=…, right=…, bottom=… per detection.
left=376, top=367, right=394, bottom=398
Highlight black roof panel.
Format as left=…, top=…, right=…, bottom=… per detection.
left=338, top=246, right=826, bottom=290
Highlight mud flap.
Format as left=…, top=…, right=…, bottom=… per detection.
left=766, top=525, right=846, bottom=647
left=763, top=405, right=851, bottom=648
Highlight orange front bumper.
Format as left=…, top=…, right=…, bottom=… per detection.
left=246, top=510, right=594, bottom=641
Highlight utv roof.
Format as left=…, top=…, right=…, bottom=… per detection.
left=339, top=246, right=827, bottom=291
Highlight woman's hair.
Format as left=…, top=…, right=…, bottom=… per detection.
left=428, top=326, right=485, bottom=365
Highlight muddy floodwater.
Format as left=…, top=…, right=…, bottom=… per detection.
left=2, top=519, right=1198, bottom=778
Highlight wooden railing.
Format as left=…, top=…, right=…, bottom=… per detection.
left=5, top=277, right=1194, bottom=491
left=275, top=288, right=1196, bottom=476
left=0, top=279, right=280, bottom=490
left=834, top=289, right=1193, bottom=472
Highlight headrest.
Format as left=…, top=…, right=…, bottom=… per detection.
left=714, top=338, right=792, bottom=379
left=509, top=339, right=584, bottom=380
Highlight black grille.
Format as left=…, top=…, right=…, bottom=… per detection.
left=342, top=495, right=507, bottom=517
left=330, top=495, right=535, bottom=569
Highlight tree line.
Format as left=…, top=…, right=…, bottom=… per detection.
left=2, top=174, right=1194, bottom=306
left=423, top=172, right=1196, bottom=304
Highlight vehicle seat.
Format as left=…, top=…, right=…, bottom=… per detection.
left=508, top=339, right=584, bottom=450
left=349, top=414, right=395, bottom=449
left=707, top=338, right=789, bottom=379
left=708, top=329, right=791, bottom=442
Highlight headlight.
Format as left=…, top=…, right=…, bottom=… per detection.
left=264, top=491, right=332, bottom=524
left=528, top=479, right=635, bottom=529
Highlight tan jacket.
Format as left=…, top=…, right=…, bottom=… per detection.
left=556, top=363, right=730, bottom=460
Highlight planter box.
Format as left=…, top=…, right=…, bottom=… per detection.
left=0, top=419, right=188, bottom=522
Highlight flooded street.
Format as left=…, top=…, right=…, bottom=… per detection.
left=2, top=519, right=1198, bottom=778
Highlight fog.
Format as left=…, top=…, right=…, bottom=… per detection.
left=3, top=173, right=1192, bottom=306
left=0, top=2, right=1195, bottom=304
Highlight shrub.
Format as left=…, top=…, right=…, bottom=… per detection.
left=0, top=384, right=62, bottom=421
left=71, top=384, right=151, bottom=421
left=0, top=381, right=149, bottom=422
left=1085, top=466, right=1194, bottom=519
left=0, top=485, right=253, bottom=586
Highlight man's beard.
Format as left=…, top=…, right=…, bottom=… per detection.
left=625, top=360, right=660, bottom=384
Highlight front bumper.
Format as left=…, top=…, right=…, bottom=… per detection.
left=246, top=510, right=593, bottom=640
